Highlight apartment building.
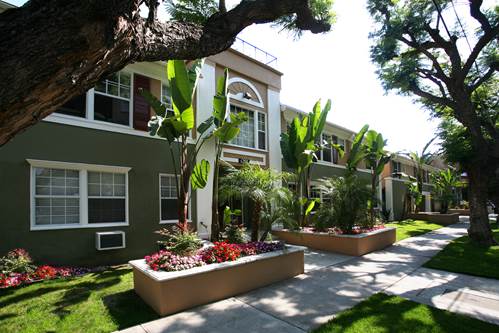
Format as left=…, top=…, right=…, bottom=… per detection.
left=0, top=24, right=283, bottom=265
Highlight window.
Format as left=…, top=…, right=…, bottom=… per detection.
left=30, top=160, right=129, bottom=230
left=161, top=83, right=173, bottom=110
left=257, top=113, right=266, bottom=150
left=392, top=161, right=402, bottom=174
left=33, top=168, right=80, bottom=225
left=160, top=174, right=190, bottom=223
left=94, top=71, right=131, bottom=126
left=318, top=135, right=345, bottom=164
left=56, top=94, right=86, bottom=118
left=88, top=172, right=126, bottom=223
left=229, top=105, right=266, bottom=150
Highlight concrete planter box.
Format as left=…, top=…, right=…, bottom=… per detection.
left=272, top=227, right=396, bottom=256
left=448, top=209, right=470, bottom=216
left=129, top=245, right=305, bottom=316
left=408, top=212, right=460, bottom=225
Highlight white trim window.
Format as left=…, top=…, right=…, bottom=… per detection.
left=93, top=71, right=131, bottom=126
left=229, top=105, right=266, bottom=150
left=392, top=161, right=402, bottom=174
left=159, top=174, right=190, bottom=223
left=33, top=168, right=80, bottom=226
left=29, top=160, right=130, bottom=230
left=161, top=83, right=173, bottom=110
left=318, top=135, right=345, bottom=164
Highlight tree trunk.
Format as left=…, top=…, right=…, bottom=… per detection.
left=251, top=201, right=262, bottom=242
left=0, top=0, right=329, bottom=146
left=467, top=163, right=497, bottom=246
left=177, top=136, right=190, bottom=232
left=370, top=168, right=377, bottom=226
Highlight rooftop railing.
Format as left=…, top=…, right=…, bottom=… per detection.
left=231, top=37, right=278, bottom=69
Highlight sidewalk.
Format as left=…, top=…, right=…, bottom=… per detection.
left=119, top=222, right=499, bottom=333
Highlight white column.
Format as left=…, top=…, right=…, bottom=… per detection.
left=385, top=178, right=394, bottom=220
left=195, top=62, right=216, bottom=239
left=267, top=88, right=282, bottom=172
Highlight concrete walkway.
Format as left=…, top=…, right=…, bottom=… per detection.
left=119, top=222, right=499, bottom=333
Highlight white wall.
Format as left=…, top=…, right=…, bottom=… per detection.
left=267, top=89, right=282, bottom=172
left=195, top=62, right=216, bottom=239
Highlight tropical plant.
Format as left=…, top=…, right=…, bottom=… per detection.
left=405, top=181, right=423, bottom=216
left=344, top=124, right=370, bottom=176
left=155, top=226, right=203, bottom=256
left=219, top=164, right=290, bottom=241
left=363, top=129, right=392, bottom=226
left=281, top=99, right=331, bottom=226
left=206, top=69, right=248, bottom=241
left=142, top=60, right=211, bottom=232
left=316, top=176, right=371, bottom=233
left=431, top=169, right=464, bottom=214
left=222, top=206, right=246, bottom=244
left=406, top=137, right=436, bottom=199
left=367, top=0, right=498, bottom=245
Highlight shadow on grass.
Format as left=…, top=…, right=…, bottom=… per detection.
left=312, top=293, right=498, bottom=333
left=102, top=289, right=159, bottom=330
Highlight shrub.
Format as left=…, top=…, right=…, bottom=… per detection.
left=316, top=176, right=370, bottom=233
left=224, top=224, right=247, bottom=244
left=0, top=248, right=36, bottom=275
left=34, top=265, right=58, bottom=280
left=156, top=226, right=203, bottom=256
left=145, top=250, right=204, bottom=272
left=237, top=241, right=284, bottom=256
left=200, top=242, right=242, bottom=264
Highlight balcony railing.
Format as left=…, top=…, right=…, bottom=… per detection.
left=231, top=37, right=278, bottom=69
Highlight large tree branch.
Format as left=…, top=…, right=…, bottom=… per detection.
left=0, top=0, right=330, bottom=146
left=409, top=82, right=456, bottom=109
left=462, top=25, right=499, bottom=77
left=470, top=61, right=498, bottom=91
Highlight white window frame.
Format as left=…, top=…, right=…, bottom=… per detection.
left=227, top=105, right=267, bottom=152
left=28, top=159, right=131, bottom=231
left=159, top=173, right=192, bottom=224
left=317, top=134, right=345, bottom=165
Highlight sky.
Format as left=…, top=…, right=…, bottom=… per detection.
left=8, top=0, right=487, bottom=154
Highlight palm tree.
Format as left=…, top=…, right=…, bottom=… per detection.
left=219, top=164, right=289, bottom=241
left=431, top=169, right=463, bottom=214
left=406, top=137, right=436, bottom=195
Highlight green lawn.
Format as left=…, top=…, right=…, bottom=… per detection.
left=0, top=266, right=158, bottom=333
left=312, top=293, right=498, bottom=333
left=424, top=228, right=499, bottom=279
left=386, top=219, right=444, bottom=241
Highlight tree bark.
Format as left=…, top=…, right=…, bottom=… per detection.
left=0, top=0, right=330, bottom=146
left=467, top=163, right=497, bottom=245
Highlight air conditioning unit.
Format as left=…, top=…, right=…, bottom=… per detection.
left=96, top=231, right=125, bottom=251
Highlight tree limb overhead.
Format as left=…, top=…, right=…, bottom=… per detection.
left=0, top=0, right=331, bottom=146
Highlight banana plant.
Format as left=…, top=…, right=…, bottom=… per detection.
left=363, top=129, right=392, bottom=226
left=204, top=69, right=248, bottom=241
left=281, top=99, right=331, bottom=227
left=141, top=60, right=211, bottom=232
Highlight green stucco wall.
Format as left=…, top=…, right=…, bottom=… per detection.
left=0, top=121, right=196, bottom=266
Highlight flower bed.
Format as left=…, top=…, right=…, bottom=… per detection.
left=273, top=226, right=396, bottom=256
left=0, top=248, right=90, bottom=289
left=130, top=242, right=305, bottom=316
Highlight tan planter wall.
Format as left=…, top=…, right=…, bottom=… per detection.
left=408, top=212, right=460, bottom=225
left=448, top=209, right=470, bottom=216
left=130, top=246, right=305, bottom=316
left=272, top=228, right=396, bottom=256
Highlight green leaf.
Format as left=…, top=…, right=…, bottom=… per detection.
left=304, top=200, right=316, bottom=216
left=197, top=116, right=214, bottom=135
left=139, top=89, right=167, bottom=117
left=215, top=124, right=240, bottom=142
left=191, top=159, right=210, bottom=190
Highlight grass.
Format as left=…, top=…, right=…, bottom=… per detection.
left=424, top=227, right=499, bottom=279
left=386, top=219, right=444, bottom=241
left=312, top=293, right=498, bottom=333
left=0, top=266, right=158, bottom=333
